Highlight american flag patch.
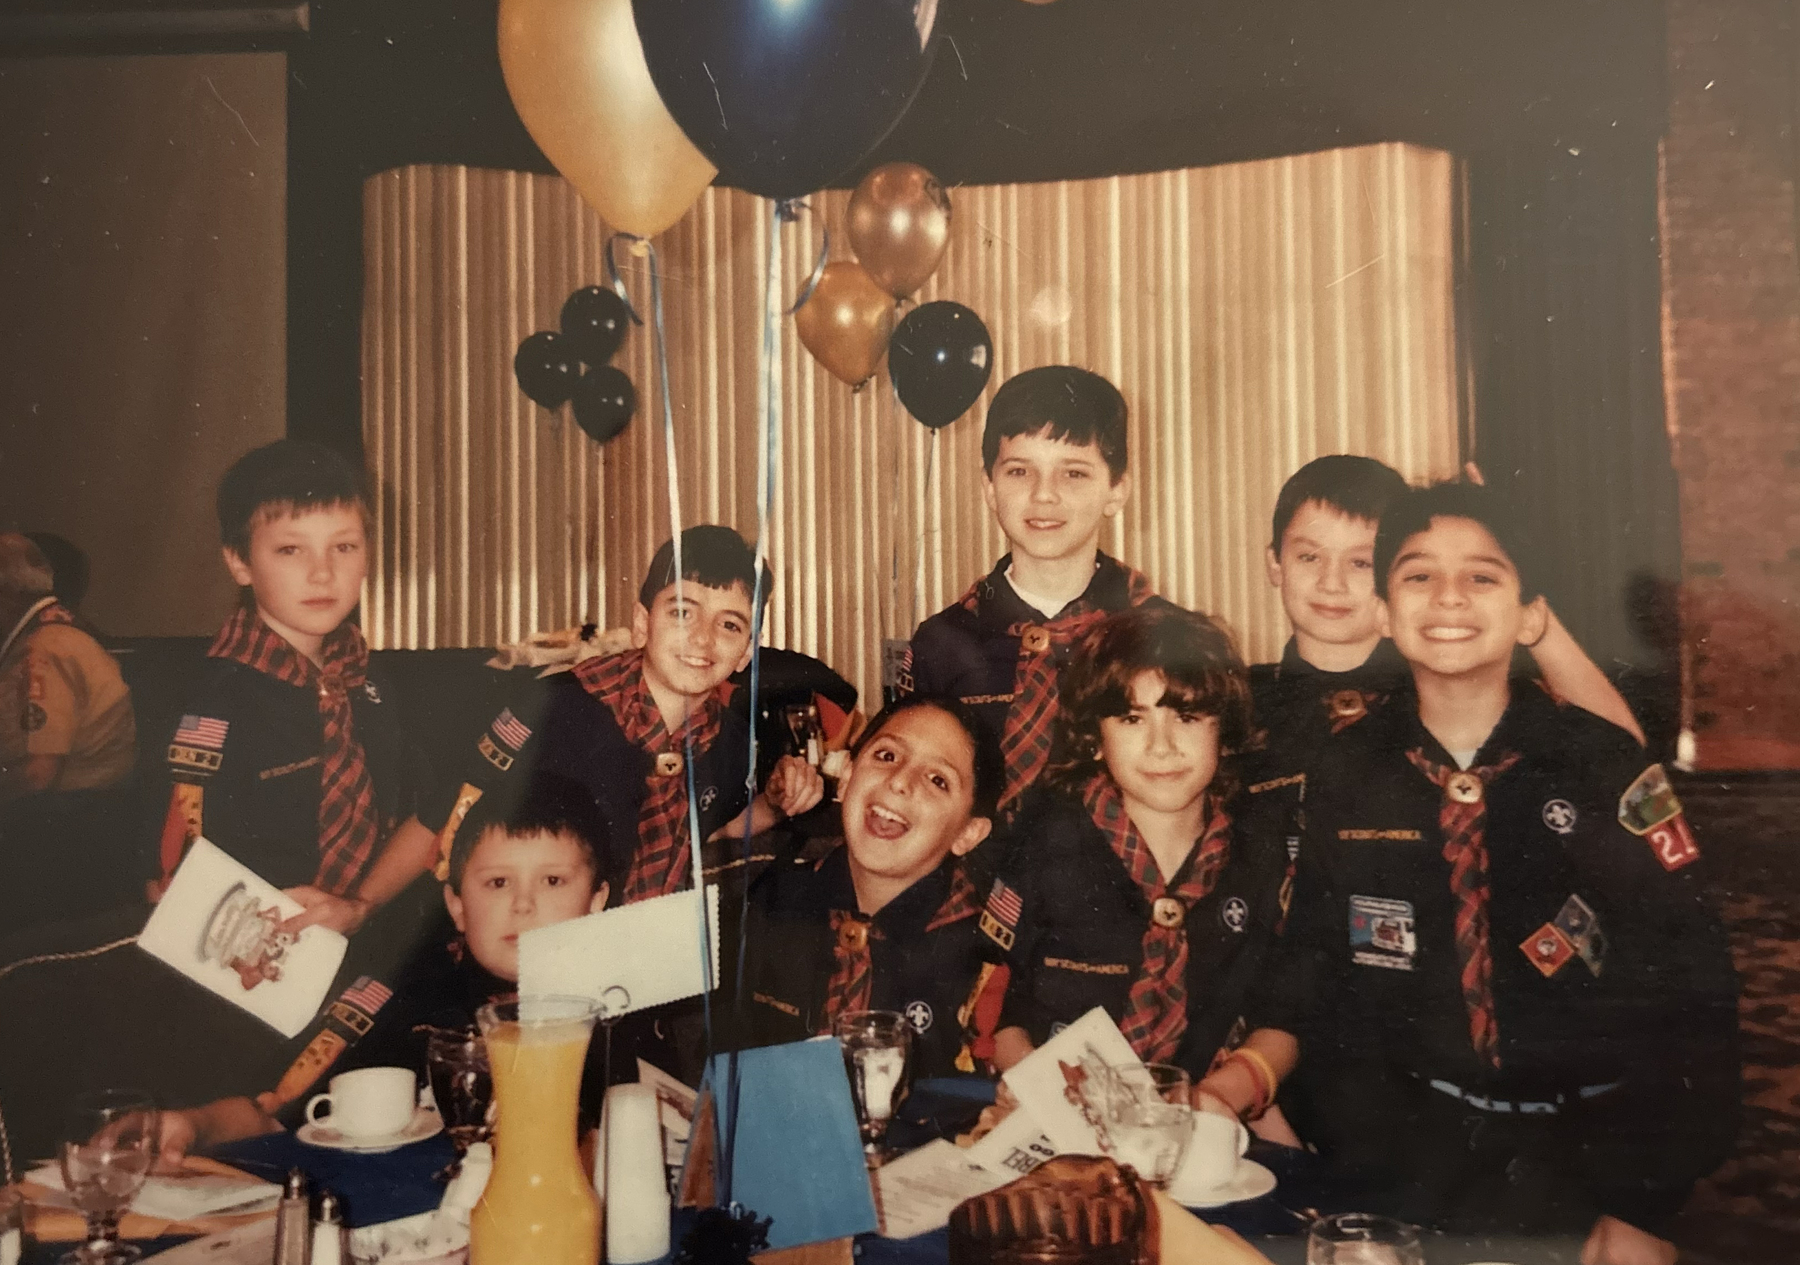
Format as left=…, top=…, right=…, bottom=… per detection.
left=174, top=715, right=229, bottom=750
left=985, top=879, right=1022, bottom=929
left=338, top=976, right=392, bottom=1016
left=491, top=708, right=533, bottom=752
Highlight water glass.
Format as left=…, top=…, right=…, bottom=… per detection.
left=1305, top=1212, right=1426, bottom=1265
left=60, top=1090, right=160, bottom=1265
left=426, top=1028, right=493, bottom=1178
left=833, top=1009, right=911, bottom=1163
left=1099, top=1062, right=1194, bottom=1188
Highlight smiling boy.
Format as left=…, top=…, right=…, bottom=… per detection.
left=154, top=441, right=419, bottom=935
left=370, top=525, right=820, bottom=914
left=1264, top=483, right=1737, bottom=1264
left=907, top=366, right=1153, bottom=818
left=738, top=696, right=1003, bottom=1078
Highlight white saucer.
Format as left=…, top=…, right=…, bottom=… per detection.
left=297, top=1105, right=443, bottom=1154
left=1171, top=1157, right=1277, bottom=1209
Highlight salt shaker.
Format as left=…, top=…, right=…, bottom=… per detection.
left=310, top=1191, right=347, bottom=1265
left=272, top=1169, right=311, bottom=1265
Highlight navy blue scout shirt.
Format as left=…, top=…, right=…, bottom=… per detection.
left=163, top=657, right=414, bottom=890
left=984, top=783, right=1291, bottom=1079
left=416, top=670, right=752, bottom=899
left=1262, top=685, right=1738, bottom=1196
left=737, top=843, right=986, bottom=1079
left=906, top=553, right=1144, bottom=756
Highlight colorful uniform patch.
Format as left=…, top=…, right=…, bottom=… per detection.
left=1521, top=923, right=1577, bottom=977
left=169, top=714, right=229, bottom=775
left=980, top=878, right=1022, bottom=951
left=1349, top=895, right=1416, bottom=971
left=1618, top=763, right=1700, bottom=872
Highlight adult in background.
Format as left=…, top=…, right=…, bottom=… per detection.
left=0, top=533, right=139, bottom=929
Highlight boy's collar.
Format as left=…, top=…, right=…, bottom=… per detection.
left=820, top=841, right=957, bottom=935
left=1400, top=679, right=1553, bottom=770
left=978, top=552, right=1124, bottom=623
left=1278, top=634, right=1407, bottom=684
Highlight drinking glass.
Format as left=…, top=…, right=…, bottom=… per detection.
left=833, top=1009, right=911, bottom=1165
left=426, top=1028, right=493, bottom=1180
left=1305, top=1212, right=1426, bottom=1265
left=1098, top=1062, right=1194, bottom=1189
left=59, top=1090, right=160, bottom=1265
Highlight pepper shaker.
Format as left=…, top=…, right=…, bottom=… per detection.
left=272, top=1170, right=311, bottom=1265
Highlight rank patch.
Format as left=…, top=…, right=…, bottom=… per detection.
left=1552, top=893, right=1597, bottom=945
left=1522, top=923, right=1576, bottom=977
left=1349, top=895, right=1416, bottom=971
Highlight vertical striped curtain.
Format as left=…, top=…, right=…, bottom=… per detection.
left=362, top=143, right=1463, bottom=705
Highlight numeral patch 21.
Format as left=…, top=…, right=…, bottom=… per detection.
left=1647, top=813, right=1701, bottom=872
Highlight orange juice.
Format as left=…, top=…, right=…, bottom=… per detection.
left=471, top=1007, right=600, bottom=1265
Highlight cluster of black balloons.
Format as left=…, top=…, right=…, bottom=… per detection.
left=890, top=301, right=994, bottom=430
left=513, top=286, right=639, bottom=444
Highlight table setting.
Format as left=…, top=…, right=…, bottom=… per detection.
left=3, top=997, right=1596, bottom=1265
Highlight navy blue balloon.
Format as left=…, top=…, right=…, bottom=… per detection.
left=889, top=301, right=992, bottom=429
left=571, top=365, right=638, bottom=444
left=632, top=0, right=943, bottom=202
left=514, top=331, right=581, bottom=408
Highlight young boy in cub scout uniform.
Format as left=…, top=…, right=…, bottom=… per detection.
left=148, top=772, right=615, bottom=1161
left=736, top=696, right=1001, bottom=1079
left=980, top=605, right=1298, bottom=1135
left=1263, top=483, right=1737, bottom=1265
left=379, top=525, right=822, bottom=912
left=155, top=441, right=420, bottom=939
left=905, top=367, right=1155, bottom=821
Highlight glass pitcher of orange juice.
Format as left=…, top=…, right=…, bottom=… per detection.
left=471, top=996, right=601, bottom=1265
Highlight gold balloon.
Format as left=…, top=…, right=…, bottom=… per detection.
left=498, top=0, right=717, bottom=239
left=847, top=162, right=952, bottom=299
left=795, top=262, right=899, bottom=388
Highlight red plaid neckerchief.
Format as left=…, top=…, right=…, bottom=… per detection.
left=208, top=606, right=377, bottom=896
left=575, top=648, right=723, bottom=904
left=1084, top=774, right=1233, bottom=1065
left=821, top=862, right=979, bottom=1031
left=962, top=563, right=1156, bottom=812
left=1405, top=748, right=1522, bottom=1069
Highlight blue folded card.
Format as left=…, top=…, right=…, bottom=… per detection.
left=692, top=1038, right=878, bottom=1251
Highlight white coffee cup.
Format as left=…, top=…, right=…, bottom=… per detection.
left=305, top=1067, right=419, bottom=1138
left=1169, top=1108, right=1249, bottom=1195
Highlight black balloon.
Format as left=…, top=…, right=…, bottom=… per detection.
left=888, top=301, right=993, bottom=429
left=514, top=331, right=581, bottom=408
left=632, top=0, right=941, bottom=202
left=571, top=365, right=638, bottom=443
left=560, top=285, right=630, bottom=365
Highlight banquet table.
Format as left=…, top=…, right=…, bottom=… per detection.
left=17, top=1088, right=1592, bottom=1265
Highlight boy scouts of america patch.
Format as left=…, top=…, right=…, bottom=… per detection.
left=981, top=878, right=1022, bottom=951
left=168, top=714, right=228, bottom=775
left=477, top=706, right=533, bottom=773
left=1618, top=763, right=1701, bottom=872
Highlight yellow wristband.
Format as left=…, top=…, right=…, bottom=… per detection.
left=1228, top=1047, right=1278, bottom=1113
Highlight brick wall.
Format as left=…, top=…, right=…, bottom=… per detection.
left=1663, top=0, right=1800, bottom=769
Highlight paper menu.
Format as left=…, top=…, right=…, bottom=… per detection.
left=999, top=1007, right=1143, bottom=1156
left=872, top=1140, right=1009, bottom=1240
left=517, top=885, right=720, bottom=1016
left=26, top=1164, right=279, bottom=1222
left=137, top=839, right=348, bottom=1038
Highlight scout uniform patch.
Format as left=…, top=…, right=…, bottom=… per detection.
left=168, top=714, right=228, bottom=776
left=1541, top=798, right=1577, bottom=835
left=981, top=878, right=1022, bottom=951
left=1349, top=895, right=1416, bottom=970
left=1521, top=894, right=1604, bottom=978
left=1521, top=924, right=1576, bottom=977
left=158, top=715, right=229, bottom=880
left=257, top=975, right=394, bottom=1113
left=1220, top=895, right=1250, bottom=933
left=1618, top=763, right=1700, bottom=872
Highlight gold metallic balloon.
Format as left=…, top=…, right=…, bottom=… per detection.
left=498, top=0, right=717, bottom=239
left=795, top=262, right=899, bottom=388
left=846, top=162, right=953, bottom=299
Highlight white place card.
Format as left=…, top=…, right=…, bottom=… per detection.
left=516, top=885, right=720, bottom=1016
left=999, top=1006, right=1144, bottom=1156
left=137, top=838, right=348, bottom=1038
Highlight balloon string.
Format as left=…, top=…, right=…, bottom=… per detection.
left=914, top=430, right=938, bottom=638
left=784, top=226, right=831, bottom=315
left=723, top=198, right=786, bottom=1208
left=604, top=233, right=648, bottom=327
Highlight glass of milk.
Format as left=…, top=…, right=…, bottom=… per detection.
left=833, top=1009, right=913, bottom=1165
